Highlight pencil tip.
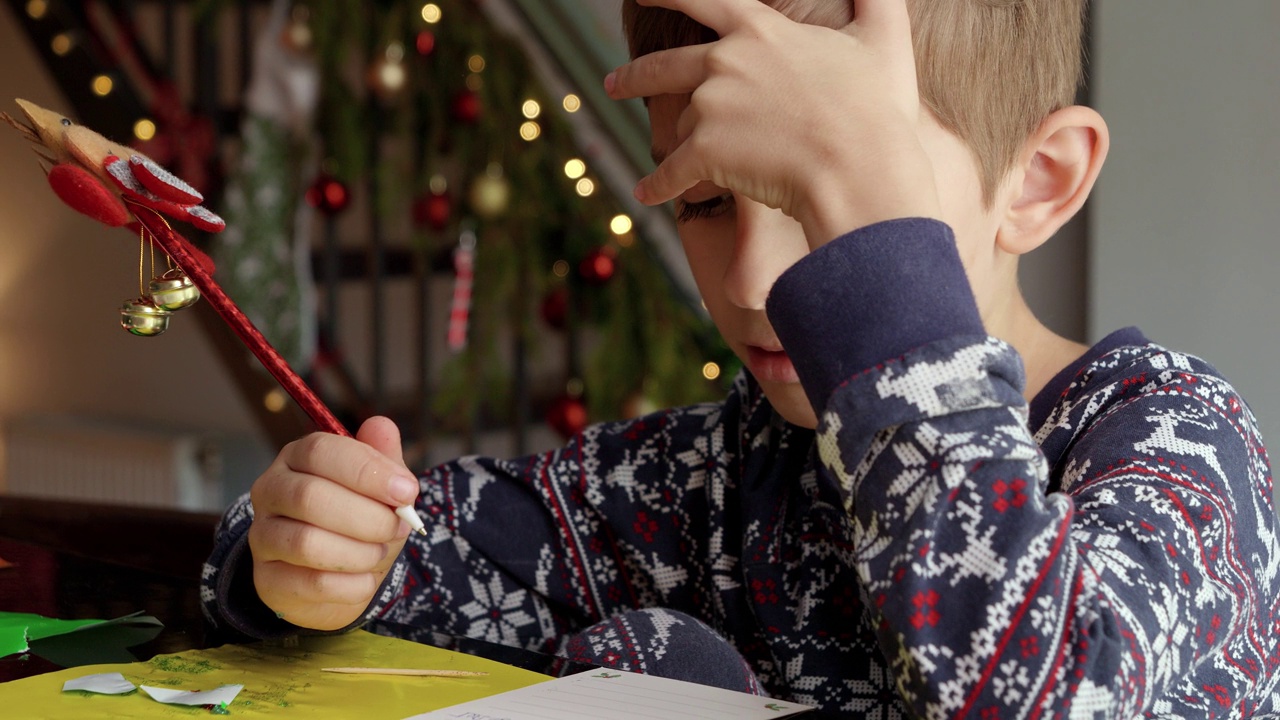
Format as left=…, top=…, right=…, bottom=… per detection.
left=416, top=527, right=428, bottom=536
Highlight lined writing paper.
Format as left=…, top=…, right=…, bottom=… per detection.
left=406, top=669, right=813, bottom=720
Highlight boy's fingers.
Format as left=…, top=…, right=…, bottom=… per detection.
left=281, top=432, right=419, bottom=508
left=252, top=471, right=403, bottom=543
left=607, top=45, right=707, bottom=100
left=250, top=515, right=389, bottom=573
left=635, top=141, right=700, bottom=205
left=254, top=559, right=383, bottom=608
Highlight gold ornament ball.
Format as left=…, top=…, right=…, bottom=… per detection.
left=120, top=298, right=172, bottom=337
left=469, top=173, right=511, bottom=219
left=149, top=270, right=201, bottom=311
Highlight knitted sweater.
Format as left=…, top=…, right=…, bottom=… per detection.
left=203, top=219, right=1280, bottom=717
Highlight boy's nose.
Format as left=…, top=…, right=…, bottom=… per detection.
left=722, top=201, right=808, bottom=311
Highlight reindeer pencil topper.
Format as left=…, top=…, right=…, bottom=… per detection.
left=3, top=98, right=348, bottom=435
left=3, top=98, right=225, bottom=336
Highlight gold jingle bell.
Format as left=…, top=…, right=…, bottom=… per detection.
left=120, top=298, right=172, bottom=337
left=148, top=269, right=200, bottom=311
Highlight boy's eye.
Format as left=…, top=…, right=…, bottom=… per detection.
left=676, top=194, right=735, bottom=223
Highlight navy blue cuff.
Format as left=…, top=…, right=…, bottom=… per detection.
left=217, top=535, right=301, bottom=639
left=765, top=218, right=984, bottom=414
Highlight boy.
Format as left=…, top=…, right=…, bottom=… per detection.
left=202, top=0, right=1280, bottom=715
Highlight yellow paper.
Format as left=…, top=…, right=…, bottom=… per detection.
left=0, top=629, right=550, bottom=719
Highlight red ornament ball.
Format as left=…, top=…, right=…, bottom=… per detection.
left=546, top=394, right=588, bottom=438
left=412, top=190, right=452, bottom=231
left=539, top=287, right=568, bottom=330
left=452, top=90, right=481, bottom=124
left=579, top=247, right=617, bottom=285
left=305, top=174, right=350, bottom=216
left=415, top=30, right=436, bottom=57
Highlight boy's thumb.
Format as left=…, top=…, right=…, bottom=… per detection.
left=355, top=415, right=407, bottom=468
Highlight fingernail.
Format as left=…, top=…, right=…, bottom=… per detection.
left=633, top=181, right=647, bottom=203
left=603, top=71, right=616, bottom=95
left=390, top=475, right=418, bottom=505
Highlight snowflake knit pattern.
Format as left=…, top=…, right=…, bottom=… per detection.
left=204, top=333, right=1279, bottom=717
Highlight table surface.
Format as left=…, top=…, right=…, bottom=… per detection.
left=0, top=496, right=836, bottom=717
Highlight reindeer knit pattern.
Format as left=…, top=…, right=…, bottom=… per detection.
left=203, top=220, right=1280, bottom=718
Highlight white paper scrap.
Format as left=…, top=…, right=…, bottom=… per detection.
left=62, top=672, right=137, bottom=695
left=404, top=669, right=813, bottom=720
left=139, top=683, right=244, bottom=706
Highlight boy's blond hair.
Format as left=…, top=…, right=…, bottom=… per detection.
left=622, top=0, right=1089, bottom=205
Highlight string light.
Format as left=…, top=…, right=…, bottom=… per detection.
left=521, top=99, right=541, bottom=119
left=552, top=260, right=570, bottom=278
left=92, top=75, right=114, bottom=97
left=467, top=54, right=486, bottom=73
left=575, top=178, right=595, bottom=197
left=26, top=0, right=46, bottom=19
left=562, top=94, right=582, bottom=113
left=564, top=158, right=586, bottom=179
left=420, top=3, right=442, bottom=23
left=609, top=214, right=633, bottom=236
left=50, top=33, right=73, bottom=56
left=263, top=388, right=288, bottom=413
left=465, top=73, right=483, bottom=91
left=702, top=362, right=721, bottom=380
left=133, top=119, right=157, bottom=141
left=519, top=121, right=541, bottom=141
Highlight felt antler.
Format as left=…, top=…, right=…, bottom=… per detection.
left=4, top=98, right=348, bottom=437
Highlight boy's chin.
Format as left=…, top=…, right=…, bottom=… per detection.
left=760, top=382, right=818, bottom=429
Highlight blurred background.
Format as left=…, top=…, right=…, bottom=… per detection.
left=0, top=0, right=1274, bottom=515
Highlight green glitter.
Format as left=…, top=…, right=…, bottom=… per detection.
left=210, top=701, right=231, bottom=715
left=149, top=655, right=221, bottom=674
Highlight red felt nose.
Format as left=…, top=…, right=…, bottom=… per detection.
left=47, top=163, right=131, bottom=227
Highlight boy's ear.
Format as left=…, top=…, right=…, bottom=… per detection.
left=997, top=106, right=1109, bottom=256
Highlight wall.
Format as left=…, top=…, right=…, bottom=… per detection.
left=1091, top=1, right=1280, bottom=440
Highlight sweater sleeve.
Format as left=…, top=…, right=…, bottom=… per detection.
left=766, top=219, right=1280, bottom=716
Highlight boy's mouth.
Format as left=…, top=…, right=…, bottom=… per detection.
left=745, top=344, right=799, bottom=384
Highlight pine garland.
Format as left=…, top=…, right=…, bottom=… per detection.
left=204, top=0, right=731, bottom=436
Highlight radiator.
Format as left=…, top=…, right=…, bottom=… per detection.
left=2, top=416, right=223, bottom=511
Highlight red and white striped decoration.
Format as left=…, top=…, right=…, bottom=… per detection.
left=447, top=228, right=476, bottom=352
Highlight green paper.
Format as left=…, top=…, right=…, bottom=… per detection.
left=0, top=611, right=164, bottom=666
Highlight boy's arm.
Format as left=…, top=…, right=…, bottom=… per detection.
left=201, top=404, right=733, bottom=652
left=767, top=219, right=1277, bottom=715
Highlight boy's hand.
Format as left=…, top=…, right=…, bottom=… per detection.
left=608, top=0, right=941, bottom=245
left=247, top=417, right=418, bottom=631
